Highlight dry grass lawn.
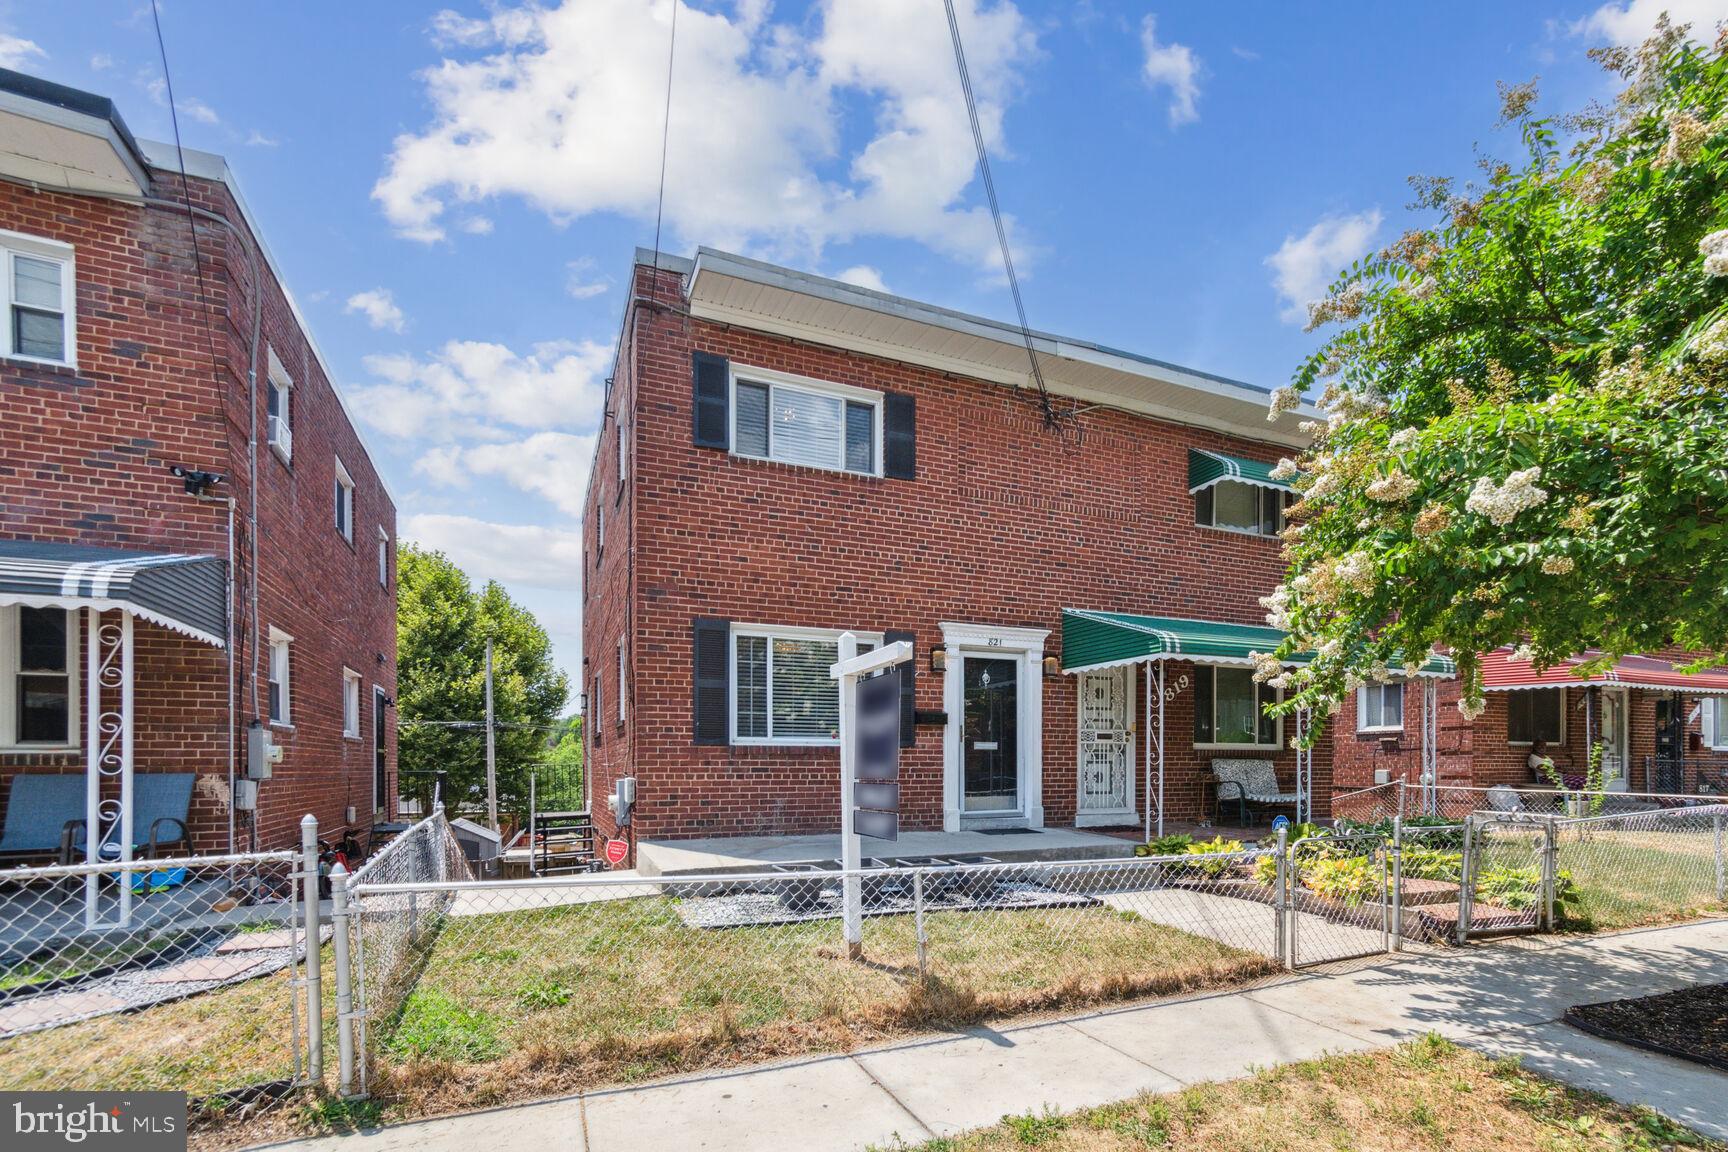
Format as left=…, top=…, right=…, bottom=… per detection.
left=869, top=1035, right=1722, bottom=1152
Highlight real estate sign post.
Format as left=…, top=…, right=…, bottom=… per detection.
left=832, top=633, right=913, bottom=959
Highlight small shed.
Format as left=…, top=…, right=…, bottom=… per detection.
left=450, top=817, right=503, bottom=875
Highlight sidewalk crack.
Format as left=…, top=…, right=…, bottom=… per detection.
left=849, top=1054, right=936, bottom=1141
left=1059, top=1020, right=1183, bottom=1084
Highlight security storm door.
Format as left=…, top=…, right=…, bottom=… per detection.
left=1078, top=669, right=1133, bottom=818
left=962, top=655, right=1020, bottom=813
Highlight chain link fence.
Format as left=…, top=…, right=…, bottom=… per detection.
left=0, top=849, right=311, bottom=1117
left=1330, top=781, right=1719, bottom=824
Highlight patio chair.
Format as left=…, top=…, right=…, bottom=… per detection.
left=131, top=773, right=195, bottom=858
left=0, top=774, right=89, bottom=864
left=1210, top=759, right=1299, bottom=826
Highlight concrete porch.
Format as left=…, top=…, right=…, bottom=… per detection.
left=635, top=826, right=1136, bottom=877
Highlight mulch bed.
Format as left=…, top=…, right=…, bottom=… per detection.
left=1565, top=981, right=1728, bottom=1072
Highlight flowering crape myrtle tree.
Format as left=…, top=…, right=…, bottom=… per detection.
left=1258, top=21, right=1728, bottom=732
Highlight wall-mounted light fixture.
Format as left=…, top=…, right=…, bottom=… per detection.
left=1043, top=655, right=1061, bottom=678
left=930, top=648, right=948, bottom=674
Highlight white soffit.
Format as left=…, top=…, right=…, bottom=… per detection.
left=685, top=248, right=1318, bottom=448
left=0, top=92, right=146, bottom=197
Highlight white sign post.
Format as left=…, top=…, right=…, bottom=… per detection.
left=831, top=632, right=914, bottom=960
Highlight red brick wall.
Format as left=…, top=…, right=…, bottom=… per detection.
left=588, top=262, right=1319, bottom=842
left=0, top=162, right=395, bottom=857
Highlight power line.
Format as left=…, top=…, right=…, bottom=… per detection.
left=649, top=0, right=680, bottom=306
left=941, top=0, right=1057, bottom=430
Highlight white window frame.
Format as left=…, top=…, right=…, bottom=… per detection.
left=596, top=502, right=605, bottom=555
left=334, top=456, right=355, bottom=543
left=342, top=667, right=362, bottom=739
left=377, top=526, right=390, bottom=587
left=1356, top=682, right=1405, bottom=733
left=0, top=606, right=81, bottom=750
left=0, top=230, right=76, bottom=368
left=1506, top=687, right=1566, bottom=746
left=728, top=623, right=883, bottom=746
left=266, top=346, right=294, bottom=464
left=728, top=364, right=884, bottom=478
left=1703, top=697, right=1728, bottom=751
left=616, top=638, right=626, bottom=726
left=1195, top=479, right=1286, bottom=539
left=268, top=627, right=293, bottom=727
left=617, top=412, right=628, bottom=486
left=1193, top=663, right=1284, bottom=751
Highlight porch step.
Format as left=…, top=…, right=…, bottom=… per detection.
left=1399, top=878, right=1460, bottom=906
left=1406, top=899, right=1531, bottom=937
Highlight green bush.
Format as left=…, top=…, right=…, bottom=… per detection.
left=1399, top=845, right=1463, bottom=883
left=1185, top=836, right=1245, bottom=876
left=1475, top=866, right=1577, bottom=912
left=1301, top=855, right=1390, bottom=906
left=1135, top=833, right=1194, bottom=858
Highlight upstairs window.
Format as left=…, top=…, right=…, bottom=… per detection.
left=266, top=347, right=294, bottom=462
left=2, top=233, right=74, bottom=366
left=1193, top=665, right=1280, bottom=748
left=1357, top=683, right=1404, bottom=732
left=377, top=527, right=390, bottom=587
left=334, top=456, right=354, bottom=543
left=732, top=369, right=880, bottom=476
left=1195, top=480, right=1286, bottom=537
left=1507, top=688, right=1563, bottom=744
left=617, top=638, right=626, bottom=726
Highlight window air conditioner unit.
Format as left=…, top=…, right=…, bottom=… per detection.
left=268, top=416, right=293, bottom=458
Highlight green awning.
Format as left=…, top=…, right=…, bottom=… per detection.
left=1060, top=608, right=1456, bottom=678
left=1187, top=448, right=1297, bottom=494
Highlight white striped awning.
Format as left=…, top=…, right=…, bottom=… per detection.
left=0, top=540, right=226, bottom=646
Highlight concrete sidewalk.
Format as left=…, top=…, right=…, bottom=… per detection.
left=255, top=919, right=1728, bottom=1152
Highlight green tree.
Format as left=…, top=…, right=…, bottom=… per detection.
left=1262, top=21, right=1728, bottom=729
left=397, top=544, right=569, bottom=819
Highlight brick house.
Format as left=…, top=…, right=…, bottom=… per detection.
left=583, top=247, right=1362, bottom=846
left=0, top=71, right=396, bottom=861
left=1337, top=649, right=1728, bottom=801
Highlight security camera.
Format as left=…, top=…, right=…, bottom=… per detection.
left=170, top=465, right=225, bottom=495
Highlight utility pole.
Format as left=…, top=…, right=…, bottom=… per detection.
left=485, top=636, right=499, bottom=832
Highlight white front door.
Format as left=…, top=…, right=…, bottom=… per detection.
left=1077, top=669, right=1135, bottom=823
left=1600, top=688, right=1629, bottom=791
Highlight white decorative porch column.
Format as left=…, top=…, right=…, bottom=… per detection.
left=83, top=608, right=136, bottom=930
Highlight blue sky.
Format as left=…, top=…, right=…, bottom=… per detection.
left=2, top=0, right=1718, bottom=695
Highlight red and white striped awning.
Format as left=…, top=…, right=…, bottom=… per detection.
left=1478, top=647, right=1728, bottom=694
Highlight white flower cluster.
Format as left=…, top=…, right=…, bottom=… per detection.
left=1457, top=695, right=1486, bottom=721
left=1260, top=585, right=1292, bottom=630
left=1388, top=427, right=1419, bottom=452
left=1701, top=229, right=1728, bottom=278
left=1366, top=471, right=1417, bottom=503
left=1511, top=643, right=1535, bottom=662
left=1464, top=467, right=1548, bottom=526
left=1332, top=551, right=1376, bottom=596
left=1540, top=554, right=1575, bottom=575
left=1691, top=314, right=1728, bottom=363
left=1406, top=276, right=1438, bottom=302
left=1270, top=457, right=1301, bottom=482
left=1250, top=650, right=1284, bottom=683
left=1267, top=386, right=1301, bottom=421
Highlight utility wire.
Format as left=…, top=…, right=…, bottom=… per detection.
left=941, top=0, right=1057, bottom=430
left=649, top=0, right=680, bottom=307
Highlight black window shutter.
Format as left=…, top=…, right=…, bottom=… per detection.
left=692, top=351, right=730, bottom=448
left=592, top=675, right=602, bottom=747
left=693, top=617, right=731, bottom=745
left=885, top=629, right=916, bottom=747
left=883, top=392, right=916, bottom=479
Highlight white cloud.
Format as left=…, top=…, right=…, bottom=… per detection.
left=144, top=77, right=220, bottom=126
left=457, top=216, right=494, bottom=235
left=245, top=129, right=279, bottom=148
left=1265, top=209, right=1383, bottom=325
left=1140, top=15, right=1200, bottom=127
left=415, top=431, right=596, bottom=517
left=90, top=52, right=114, bottom=72
left=0, top=34, right=44, bottom=69
left=355, top=337, right=611, bottom=440
left=401, top=513, right=584, bottom=591
left=565, top=257, right=610, bottom=299
left=345, top=287, right=407, bottom=333
left=374, top=0, right=1035, bottom=272
left=1574, top=0, right=1728, bottom=44
left=836, top=264, right=889, bottom=292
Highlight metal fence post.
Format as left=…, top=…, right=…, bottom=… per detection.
left=1275, top=826, right=1290, bottom=969
left=1541, top=817, right=1559, bottom=932
left=1456, top=815, right=1475, bottom=947
left=330, top=863, right=356, bottom=1096
left=300, top=814, right=323, bottom=1082
left=1714, top=812, right=1725, bottom=903
left=1389, top=816, right=1403, bottom=954
left=913, top=869, right=928, bottom=979
left=1397, top=778, right=1407, bottom=822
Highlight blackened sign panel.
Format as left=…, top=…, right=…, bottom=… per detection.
left=855, top=667, right=901, bottom=840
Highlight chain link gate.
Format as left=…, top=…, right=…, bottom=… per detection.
left=1457, top=813, right=1552, bottom=941
left=1287, top=831, right=1391, bottom=967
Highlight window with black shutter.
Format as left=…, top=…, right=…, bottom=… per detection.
left=884, top=392, right=916, bottom=479
left=692, top=617, right=731, bottom=744
left=692, top=351, right=730, bottom=448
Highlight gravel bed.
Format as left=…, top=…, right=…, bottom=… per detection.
left=674, top=879, right=1098, bottom=928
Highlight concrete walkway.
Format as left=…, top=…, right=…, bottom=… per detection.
left=253, top=919, right=1728, bottom=1152
left=635, top=827, right=1134, bottom=876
